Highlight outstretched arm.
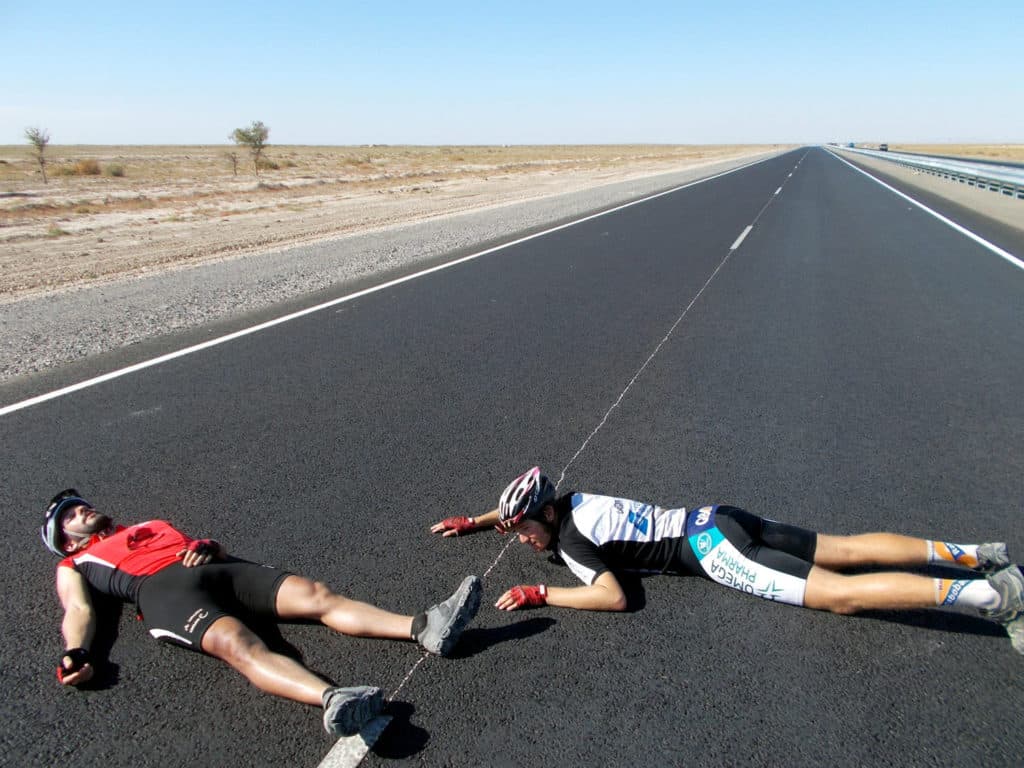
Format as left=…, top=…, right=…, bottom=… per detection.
left=430, top=508, right=502, bottom=537
left=496, top=571, right=628, bottom=612
left=55, top=566, right=97, bottom=686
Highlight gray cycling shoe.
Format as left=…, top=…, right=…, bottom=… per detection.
left=416, top=575, right=482, bottom=656
left=975, top=542, right=1010, bottom=573
left=1002, top=614, right=1024, bottom=655
left=981, top=566, right=1024, bottom=653
left=322, top=685, right=384, bottom=737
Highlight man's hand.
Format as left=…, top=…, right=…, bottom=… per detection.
left=495, top=584, right=547, bottom=611
left=57, top=648, right=94, bottom=686
left=178, top=539, right=221, bottom=567
left=429, top=516, right=476, bottom=537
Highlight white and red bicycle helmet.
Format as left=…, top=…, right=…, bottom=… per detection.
left=498, top=467, right=556, bottom=530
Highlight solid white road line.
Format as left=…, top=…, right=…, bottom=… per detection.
left=827, top=150, right=1024, bottom=272
left=1, top=156, right=776, bottom=419
left=731, top=226, right=753, bottom=251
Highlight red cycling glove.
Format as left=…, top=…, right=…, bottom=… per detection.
left=57, top=648, right=90, bottom=683
left=187, top=539, right=218, bottom=556
left=438, top=517, right=476, bottom=536
left=508, top=584, right=548, bottom=608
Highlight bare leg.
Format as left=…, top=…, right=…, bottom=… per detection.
left=814, top=533, right=929, bottom=570
left=804, top=565, right=937, bottom=614
left=201, top=615, right=328, bottom=705
left=275, top=575, right=414, bottom=640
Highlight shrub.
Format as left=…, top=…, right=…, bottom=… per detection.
left=105, top=164, right=125, bottom=177
left=25, top=126, right=51, bottom=183
left=256, top=158, right=279, bottom=171
left=230, top=120, right=270, bottom=176
left=74, top=159, right=102, bottom=175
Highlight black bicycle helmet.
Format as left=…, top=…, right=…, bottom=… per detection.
left=41, top=488, right=91, bottom=556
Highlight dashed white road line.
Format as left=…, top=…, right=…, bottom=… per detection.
left=315, top=145, right=1019, bottom=768
left=1, top=156, right=774, bottom=419
left=309, top=153, right=793, bottom=768
left=731, top=225, right=753, bottom=251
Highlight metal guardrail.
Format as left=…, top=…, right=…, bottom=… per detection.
left=837, top=147, right=1024, bottom=200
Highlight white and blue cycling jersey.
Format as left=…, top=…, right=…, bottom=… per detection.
left=554, top=492, right=690, bottom=585
left=552, top=493, right=818, bottom=607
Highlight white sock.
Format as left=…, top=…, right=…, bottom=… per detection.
left=928, top=541, right=981, bottom=569
left=935, top=578, right=999, bottom=610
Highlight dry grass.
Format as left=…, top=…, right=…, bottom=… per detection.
left=0, top=143, right=767, bottom=202
left=880, top=144, right=1024, bottom=162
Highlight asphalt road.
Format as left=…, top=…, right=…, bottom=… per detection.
left=2, top=147, right=1022, bottom=768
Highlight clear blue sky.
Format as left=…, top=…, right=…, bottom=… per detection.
left=3, top=0, right=1021, bottom=145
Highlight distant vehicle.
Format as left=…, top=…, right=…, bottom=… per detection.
left=847, top=142, right=855, bottom=148
left=879, top=143, right=889, bottom=151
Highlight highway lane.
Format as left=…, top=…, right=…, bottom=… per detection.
left=834, top=150, right=1024, bottom=263
left=2, top=148, right=1022, bottom=767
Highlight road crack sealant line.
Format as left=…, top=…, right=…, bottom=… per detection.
left=826, top=150, right=1024, bottom=273
left=337, top=157, right=804, bottom=768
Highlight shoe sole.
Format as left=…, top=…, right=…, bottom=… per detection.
left=323, top=686, right=384, bottom=737
left=437, top=576, right=482, bottom=657
left=976, top=543, right=1010, bottom=573
left=987, top=569, right=1019, bottom=622
left=1004, top=613, right=1024, bottom=655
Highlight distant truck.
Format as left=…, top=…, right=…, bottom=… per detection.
left=879, top=143, right=889, bottom=151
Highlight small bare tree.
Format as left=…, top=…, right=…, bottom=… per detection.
left=230, top=121, right=270, bottom=177
left=25, top=126, right=51, bottom=184
left=225, top=151, right=239, bottom=176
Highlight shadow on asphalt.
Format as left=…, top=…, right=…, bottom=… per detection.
left=75, top=591, right=123, bottom=691
left=448, top=617, right=558, bottom=659
left=619, top=573, right=648, bottom=612
left=839, top=564, right=1010, bottom=640
left=854, top=609, right=1005, bottom=638
left=372, top=700, right=428, bottom=759
left=361, top=620, right=560, bottom=758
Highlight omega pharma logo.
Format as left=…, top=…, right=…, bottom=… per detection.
left=697, top=532, right=713, bottom=556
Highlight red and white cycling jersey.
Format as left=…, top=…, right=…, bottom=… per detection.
left=58, top=520, right=195, bottom=602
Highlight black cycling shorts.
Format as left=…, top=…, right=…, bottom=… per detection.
left=715, top=506, right=817, bottom=577
left=136, top=557, right=291, bottom=651
left=679, top=505, right=818, bottom=606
